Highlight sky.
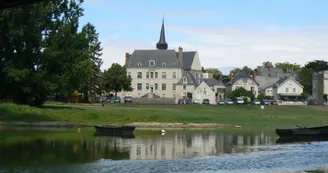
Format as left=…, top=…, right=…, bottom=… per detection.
left=80, top=0, right=328, bottom=74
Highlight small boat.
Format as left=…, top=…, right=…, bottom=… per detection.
left=276, top=136, right=328, bottom=144
left=94, top=125, right=135, bottom=135
left=276, top=125, right=328, bottom=137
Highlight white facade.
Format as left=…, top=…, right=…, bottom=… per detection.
left=226, top=77, right=259, bottom=97
left=122, top=68, right=182, bottom=98
left=273, top=77, right=304, bottom=100
left=192, top=81, right=216, bottom=104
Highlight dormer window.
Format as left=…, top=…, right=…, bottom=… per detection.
left=149, top=60, right=155, bottom=67
left=173, top=63, right=176, bottom=67
left=137, top=62, right=142, bottom=67
left=162, top=62, right=166, bottom=66
left=183, top=77, right=187, bottom=83
left=127, top=64, right=132, bottom=67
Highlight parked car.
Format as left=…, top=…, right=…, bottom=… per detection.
left=217, top=100, right=225, bottom=105
left=124, top=96, right=132, bottom=103
left=252, top=99, right=261, bottom=105
left=113, top=96, right=121, bottom=103
left=202, top=98, right=210, bottom=105
left=177, top=98, right=185, bottom=104
left=226, top=99, right=234, bottom=105
left=235, top=98, right=244, bottom=104
left=271, top=100, right=279, bottom=105
left=186, top=98, right=192, bottom=104
left=193, top=99, right=200, bottom=104
left=262, top=99, right=270, bottom=105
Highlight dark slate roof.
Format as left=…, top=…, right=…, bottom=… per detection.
left=198, top=78, right=219, bottom=87
left=259, top=67, right=284, bottom=77
left=226, top=72, right=258, bottom=85
left=274, top=77, right=289, bottom=86
left=176, top=70, right=197, bottom=85
left=156, top=19, right=168, bottom=50
left=255, top=76, right=280, bottom=89
left=182, top=52, right=196, bottom=70
left=126, top=50, right=180, bottom=68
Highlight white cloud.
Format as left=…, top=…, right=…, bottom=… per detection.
left=98, top=24, right=328, bottom=72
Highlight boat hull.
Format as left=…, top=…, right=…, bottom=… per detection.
left=276, top=125, right=328, bottom=137
left=94, top=125, right=135, bottom=135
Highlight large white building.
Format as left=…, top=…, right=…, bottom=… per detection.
left=120, top=19, right=221, bottom=101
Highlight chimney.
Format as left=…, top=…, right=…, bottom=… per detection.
left=268, top=63, right=271, bottom=77
left=229, top=71, right=232, bottom=81
left=253, top=71, right=256, bottom=79
left=219, top=74, right=223, bottom=85
left=125, top=53, right=130, bottom=65
left=178, top=47, right=183, bottom=67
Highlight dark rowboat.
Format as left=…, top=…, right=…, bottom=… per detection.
left=94, top=125, right=135, bottom=135
left=276, top=125, right=328, bottom=137
left=276, top=136, right=328, bottom=144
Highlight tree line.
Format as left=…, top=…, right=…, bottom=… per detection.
left=0, top=0, right=105, bottom=106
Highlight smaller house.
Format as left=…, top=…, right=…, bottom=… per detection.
left=192, top=81, right=216, bottom=104
left=254, top=76, right=280, bottom=96
left=226, top=72, right=259, bottom=97
left=273, top=76, right=304, bottom=101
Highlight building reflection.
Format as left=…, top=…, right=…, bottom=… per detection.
left=130, top=132, right=276, bottom=160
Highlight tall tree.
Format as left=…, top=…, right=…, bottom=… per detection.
left=299, top=60, right=328, bottom=95
left=261, top=61, right=274, bottom=68
left=102, top=63, right=132, bottom=96
left=241, top=66, right=253, bottom=75
left=275, top=62, right=301, bottom=73
left=205, top=68, right=222, bottom=80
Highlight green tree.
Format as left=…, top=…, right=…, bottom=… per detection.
left=275, top=62, right=301, bottom=73
left=205, top=68, right=222, bottom=80
left=187, top=92, right=192, bottom=98
left=298, top=60, right=328, bottom=95
left=241, top=66, right=253, bottom=75
left=226, top=87, right=254, bottom=101
left=262, top=61, right=274, bottom=68
left=102, top=63, right=132, bottom=96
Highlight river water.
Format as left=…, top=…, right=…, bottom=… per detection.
left=0, top=127, right=328, bottom=173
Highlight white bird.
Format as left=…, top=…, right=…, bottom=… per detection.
left=161, top=129, right=165, bottom=133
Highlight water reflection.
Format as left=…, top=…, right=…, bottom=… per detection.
left=0, top=128, right=277, bottom=167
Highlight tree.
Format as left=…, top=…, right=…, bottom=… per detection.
left=275, top=62, right=301, bottom=73
left=187, top=92, right=192, bottom=98
left=205, top=68, right=222, bottom=80
left=226, top=87, right=254, bottom=101
left=241, top=66, right=253, bottom=75
left=102, top=63, right=132, bottom=96
left=298, top=60, right=328, bottom=95
left=261, top=61, right=274, bottom=68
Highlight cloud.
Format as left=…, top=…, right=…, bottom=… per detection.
left=98, top=23, right=328, bottom=72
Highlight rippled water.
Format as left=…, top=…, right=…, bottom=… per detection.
left=0, top=127, right=328, bottom=173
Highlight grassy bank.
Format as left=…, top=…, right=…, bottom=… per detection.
left=0, top=102, right=328, bottom=128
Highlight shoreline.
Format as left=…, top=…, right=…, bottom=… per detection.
left=0, top=121, right=235, bottom=128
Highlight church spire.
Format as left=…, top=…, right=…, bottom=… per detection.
left=156, top=18, right=168, bottom=50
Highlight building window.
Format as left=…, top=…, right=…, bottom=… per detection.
left=127, top=72, right=131, bottom=78
left=137, top=62, right=142, bottom=66
left=293, top=88, right=296, bottom=93
left=173, top=72, right=176, bottom=79
left=243, top=78, right=247, bottom=83
left=162, top=72, right=166, bottom=79
left=137, top=83, right=142, bottom=90
left=150, top=72, right=154, bottom=78
left=146, top=83, right=149, bottom=90
left=162, top=93, right=166, bottom=98
left=183, top=77, right=187, bottom=83
left=173, top=84, right=176, bottom=90
left=127, top=64, right=132, bottom=67
left=285, top=88, right=289, bottom=92
left=137, top=72, right=142, bottom=78
left=162, top=83, right=166, bottom=91
left=155, top=83, right=158, bottom=90
left=149, top=60, right=155, bottom=67
left=146, top=72, right=149, bottom=78
left=183, top=85, right=186, bottom=89
left=204, top=90, right=206, bottom=95
left=173, top=63, right=176, bottom=67
left=155, top=72, right=158, bottom=78
left=162, top=62, right=166, bottom=66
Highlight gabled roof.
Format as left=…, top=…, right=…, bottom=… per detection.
left=176, top=70, right=197, bottom=85
left=255, top=76, right=280, bottom=89
left=226, top=72, right=259, bottom=85
left=126, top=50, right=180, bottom=68
left=182, top=52, right=196, bottom=70
left=273, top=76, right=304, bottom=88
left=198, top=78, right=219, bottom=87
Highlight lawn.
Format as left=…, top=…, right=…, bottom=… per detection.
left=0, top=102, right=328, bottom=128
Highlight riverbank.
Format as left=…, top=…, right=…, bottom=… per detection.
left=1, top=103, right=328, bottom=128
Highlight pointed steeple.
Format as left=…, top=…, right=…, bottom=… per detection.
left=156, top=18, right=168, bottom=50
